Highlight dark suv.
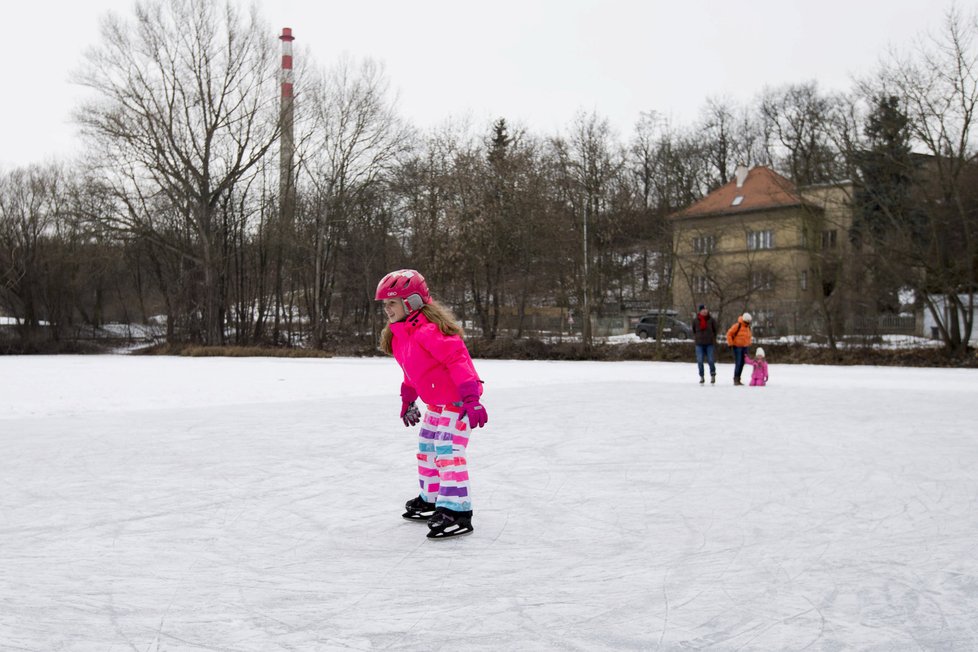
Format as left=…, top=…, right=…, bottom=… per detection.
left=635, top=312, right=692, bottom=340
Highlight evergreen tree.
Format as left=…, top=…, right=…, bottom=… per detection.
left=854, top=95, right=919, bottom=244
left=852, top=95, right=920, bottom=311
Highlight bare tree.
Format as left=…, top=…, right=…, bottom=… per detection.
left=75, top=0, right=280, bottom=345
left=389, top=122, right=471, bottom=297
left=673, top=222, right=757, bottom=329
left=0, top=165, right=72, bottom=342
left=760, top=82, right=843, bottom=185
left=698, top=97, right=764, bottom=187
left=629, top=112, right=674, bottom=306
left=549, top=111, right=626, bottom=345
left=293, top=56, right=411, bottom=346
left=494, top=126, right=549, bottom=338
left=630, top=113, right=715, bottom=335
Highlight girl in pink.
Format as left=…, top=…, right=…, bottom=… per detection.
left=744, top=347, right=769, bottom=386
left=376, top=269, right=487, bottom=539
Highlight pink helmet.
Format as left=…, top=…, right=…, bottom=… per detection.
left=375, top=269, right=431, bottom=312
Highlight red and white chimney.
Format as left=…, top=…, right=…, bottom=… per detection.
left=279, top=28, right=295, bottom=222
left=279, top=27, right=295, bottom=99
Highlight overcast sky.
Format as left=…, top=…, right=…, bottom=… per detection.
left=0, top=0, right=956, bottom=169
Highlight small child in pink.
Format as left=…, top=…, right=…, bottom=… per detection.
left=744, top=347, right=769, bottom=386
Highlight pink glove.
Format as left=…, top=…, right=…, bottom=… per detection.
left=400, top=383, right=420, bottom=427
left=457, top=380, right=487, bottom=429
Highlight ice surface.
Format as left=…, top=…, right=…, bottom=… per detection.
left=1, top=355, right=977, bottom=650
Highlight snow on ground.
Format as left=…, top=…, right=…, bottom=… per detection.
left=1, top=355, right=977, bottom=651
left=605, top=332, right=945, bottom=349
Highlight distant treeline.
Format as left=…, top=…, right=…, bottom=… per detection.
left=1, top=1, right=975, bottom=355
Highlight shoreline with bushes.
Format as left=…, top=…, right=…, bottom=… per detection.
left=5, top=337, right=973, bottom=369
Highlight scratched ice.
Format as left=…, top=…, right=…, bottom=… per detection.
left=1, top=355, right=976, bottom=650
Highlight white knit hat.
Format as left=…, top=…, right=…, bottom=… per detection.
left=755, top=347, right=765, bottom=357
left=742, top=312, right=752, bottom=322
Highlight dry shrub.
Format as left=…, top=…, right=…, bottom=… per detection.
left=135, top=344, right=333, bottom=358
left=127, top=338, right=976, bottom=367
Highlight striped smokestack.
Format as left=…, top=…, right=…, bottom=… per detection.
left=280, top=27, right=295, bottom=100
left=279, top=27, right=295, bottom=224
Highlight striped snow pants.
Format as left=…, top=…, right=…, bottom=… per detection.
left=416, top=404, right=472, bottom=512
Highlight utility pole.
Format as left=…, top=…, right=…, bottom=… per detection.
left=583, top=204, right=591, bottom=347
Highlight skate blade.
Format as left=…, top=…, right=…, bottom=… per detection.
left=402, top=512, right=434, bottom=522
left=426, top=525, right=474, bottom=539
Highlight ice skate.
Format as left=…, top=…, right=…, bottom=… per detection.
left=426, top=508, right=474, bottom=539
left=403, top=496, right=436, bottom=521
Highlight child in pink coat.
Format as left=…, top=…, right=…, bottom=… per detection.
left=376, top=269, right=486, bottom=540
left=744, top=347, right=769, bottom=386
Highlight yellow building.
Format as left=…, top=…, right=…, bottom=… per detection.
left=669, top=165, right=856, bottom=337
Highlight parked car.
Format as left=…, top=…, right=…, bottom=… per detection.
left=635, top=313, right=692, bottom=340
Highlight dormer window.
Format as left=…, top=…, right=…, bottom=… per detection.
left=731, top=196, right=744, bottom=206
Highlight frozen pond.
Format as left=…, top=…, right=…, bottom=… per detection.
left=1, top=355, right=976, bottom=650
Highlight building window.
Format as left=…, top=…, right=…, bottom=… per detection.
left=752, top=309, right=774, bottom=333
left=747, top=230, right=774, bottom=250
left=821, top=230, right=837, bottom=249
left=693, top=275, right=710, bottom=293
left=800, top=270, right=808, bottom=290
left=751, top=270, right=775, bottom=292
left=693, top=235, right=717, bottom=254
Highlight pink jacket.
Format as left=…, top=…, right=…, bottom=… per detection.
left=744, top=355, right=768, bottom=386
left=389, top=311, right=482, bottom=405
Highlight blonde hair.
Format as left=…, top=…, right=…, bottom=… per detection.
left=379, top=299, right=465, bottom=355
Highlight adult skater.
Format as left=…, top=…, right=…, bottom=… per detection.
left=725, top=312, right=753, bottom=386
left=377, top=269, right=487, bottom=539
left=692, top=303, right=718, bottom=384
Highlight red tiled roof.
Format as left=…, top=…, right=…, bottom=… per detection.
left=671, top=166, right=810, bottom=219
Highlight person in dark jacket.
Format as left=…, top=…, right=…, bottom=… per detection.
left=692, top=304, right=718, bottom=384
